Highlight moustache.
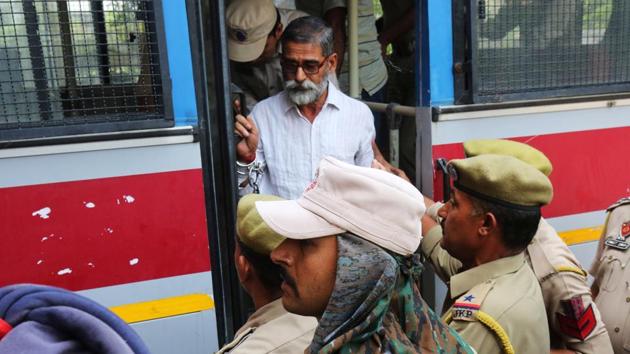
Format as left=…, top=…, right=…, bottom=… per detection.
left=278, top=267, right=299, bottom=295
left=285, top=79, right=318, bottom=91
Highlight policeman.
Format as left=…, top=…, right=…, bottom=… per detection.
left=226, top=0, right=306, bottom=111
left=591, top=197, right=630, bottom=353
left=217, top=194, right=317, bottom=354
left=422, top=154, right=551, bottom=354
left=450, top=139, right=612, bottom=354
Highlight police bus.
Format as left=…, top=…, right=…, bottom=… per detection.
left=1, top=0, right=628, bottom=353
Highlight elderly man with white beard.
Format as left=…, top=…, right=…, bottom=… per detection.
left=234, top=16, right=375, bottom=199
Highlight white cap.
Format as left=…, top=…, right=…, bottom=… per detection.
left=256, top=157, right=425, bottom=256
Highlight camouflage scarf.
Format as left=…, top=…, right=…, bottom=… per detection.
left=308, top=234, right=473, bottom=354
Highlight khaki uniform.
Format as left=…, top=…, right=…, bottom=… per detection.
left=216, top=299, right=317, bottom=354
left=591, top=198, right=630, bottom=353
left=528, top=218, right=613, bottom=353
left=425, top=203, right=613, bottom=353
left=422, top=228, right=549, bottom=354
left=230, top=8, right=306, bottom=111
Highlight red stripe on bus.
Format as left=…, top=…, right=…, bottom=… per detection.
left=433, top=126, right=630, bottom=218
left=1, top=169, right=210, bottom=291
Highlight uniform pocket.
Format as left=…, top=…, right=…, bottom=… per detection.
left=600, top=254, right=624, bottom=293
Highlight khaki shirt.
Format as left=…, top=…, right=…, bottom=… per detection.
left=528, top=219, right=613, bottom=353
left=230, top=9, right=306, bottom=112
left=431, top=242, right=549, bottom=354
left=425, top=203, right=613, bottom=353
left=216, top=299, right=317, bottom=354
left=591, top=198, right=630, bottom=353
left=295, top=0, right=388, bottom=95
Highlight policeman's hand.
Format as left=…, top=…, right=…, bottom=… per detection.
left=234, top=102, right=258, bottom=163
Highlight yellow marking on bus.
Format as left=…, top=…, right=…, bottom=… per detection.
left=110, top=294, right=215, bottom=324
left=559, top=226, right=603, bottom=246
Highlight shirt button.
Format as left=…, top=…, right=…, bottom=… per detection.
left=615, top=327, right=620, bottom=333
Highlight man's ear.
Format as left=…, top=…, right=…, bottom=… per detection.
left=479, top=212, right=498, bottom=237
left=327, top=52, right=338, bottom=73
left=235, top=253, right=252, bottom=283
left=274, top=22, right=283, bottom=39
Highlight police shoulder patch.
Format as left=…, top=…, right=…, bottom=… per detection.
left=556, top=296, right=596, bottom=341
left=452, top=281, right=494, bottom=322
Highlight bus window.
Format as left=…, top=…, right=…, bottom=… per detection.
left=461, top=0, right=630, bottom=103
left=0, top=0, right=171, bottom=139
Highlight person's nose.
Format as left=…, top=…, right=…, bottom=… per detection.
left=295, top=66, right=307, bottom=83
left=270, top=240, right=292, bottom=266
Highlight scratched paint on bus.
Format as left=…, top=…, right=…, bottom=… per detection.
left=1, top=169, right=210, bottom=291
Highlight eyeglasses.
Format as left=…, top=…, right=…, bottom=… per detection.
left=281, top=56, right=329, bottom=75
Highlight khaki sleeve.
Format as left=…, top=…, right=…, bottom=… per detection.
left=420, top=226, right=463, bottom=281
left=449, top=320, right=502, bottom=354
left=543, top=271, right=613, bottom=354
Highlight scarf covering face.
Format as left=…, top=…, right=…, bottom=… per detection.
left=309, top=234, right=473, bottom=354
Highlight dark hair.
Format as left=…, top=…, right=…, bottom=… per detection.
left=236, top=238, right=283, bottom=290
left=469, top=196, right=541, bottom=251
left=281, top=16, right=334, bottom=56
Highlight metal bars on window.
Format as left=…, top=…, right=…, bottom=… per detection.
left=469, top=0, right=630, bottom=103
left=0, top=0, right=171, bottom=136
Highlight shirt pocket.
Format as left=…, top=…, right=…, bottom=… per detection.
left=599, top=251, right=629, bottom=293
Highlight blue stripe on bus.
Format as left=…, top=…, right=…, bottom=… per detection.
left=428, top=0, right=454, bottom=105
left=163, top=0, right=198, bottom=125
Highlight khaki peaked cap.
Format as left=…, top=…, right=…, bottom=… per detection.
left=448, top=154, right=553, bottom=208
left=236, top=194, right=286, bottom=255
left=226, top=0, right=277, bottom=62
left=463, top=139, right=553, bottom=176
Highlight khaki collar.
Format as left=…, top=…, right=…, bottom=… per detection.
left=234, top=298, right=287, bottom=337
left=450, top=252, right=526, bottom=299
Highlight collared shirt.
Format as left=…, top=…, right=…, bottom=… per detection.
left=295, top=0, right=388, bottom=95
left=231, top=8, right=307, bottom=112
left=447, top=252, right=549, bottom=354
left=423, top=208, right=613, bottom=353
left=527, top=219, right=613, bottom=353
left=591, top=200, right=630, bottom=353
left=216, top=299, right=317, bottom=354
left=422, top=225, right=549, bottom=354
left=239, top=83, right=375, bottom=199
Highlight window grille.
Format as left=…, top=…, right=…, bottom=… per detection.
left=470, top=0, right=630, bottom=102
left=0, top=0, right=171, bottom=137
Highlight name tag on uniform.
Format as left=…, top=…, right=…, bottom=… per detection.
left=605, top=237, right=630, bottom=250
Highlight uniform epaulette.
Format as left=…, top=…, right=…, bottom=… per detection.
left=445, top=281, right=516, bottom=354
left=607, top=197, right=630, bottom=212
left=554, top=265, right=587, bottom=277
left=216, top=327, right=254, bottom=354
left=449, top=281, right=494, bottom=322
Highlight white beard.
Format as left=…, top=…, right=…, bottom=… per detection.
left=285, top=72, right=329, bottom=106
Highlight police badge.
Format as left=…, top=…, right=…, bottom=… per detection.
left=605, top=221, right=630, bottom=250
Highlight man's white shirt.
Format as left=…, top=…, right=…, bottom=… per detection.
left=239, top=83, right=375, bottom=199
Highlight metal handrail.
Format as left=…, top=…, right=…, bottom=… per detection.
left=363, top=101, right=416, bottom=117
left=361, top=101, right=416, bottom=167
